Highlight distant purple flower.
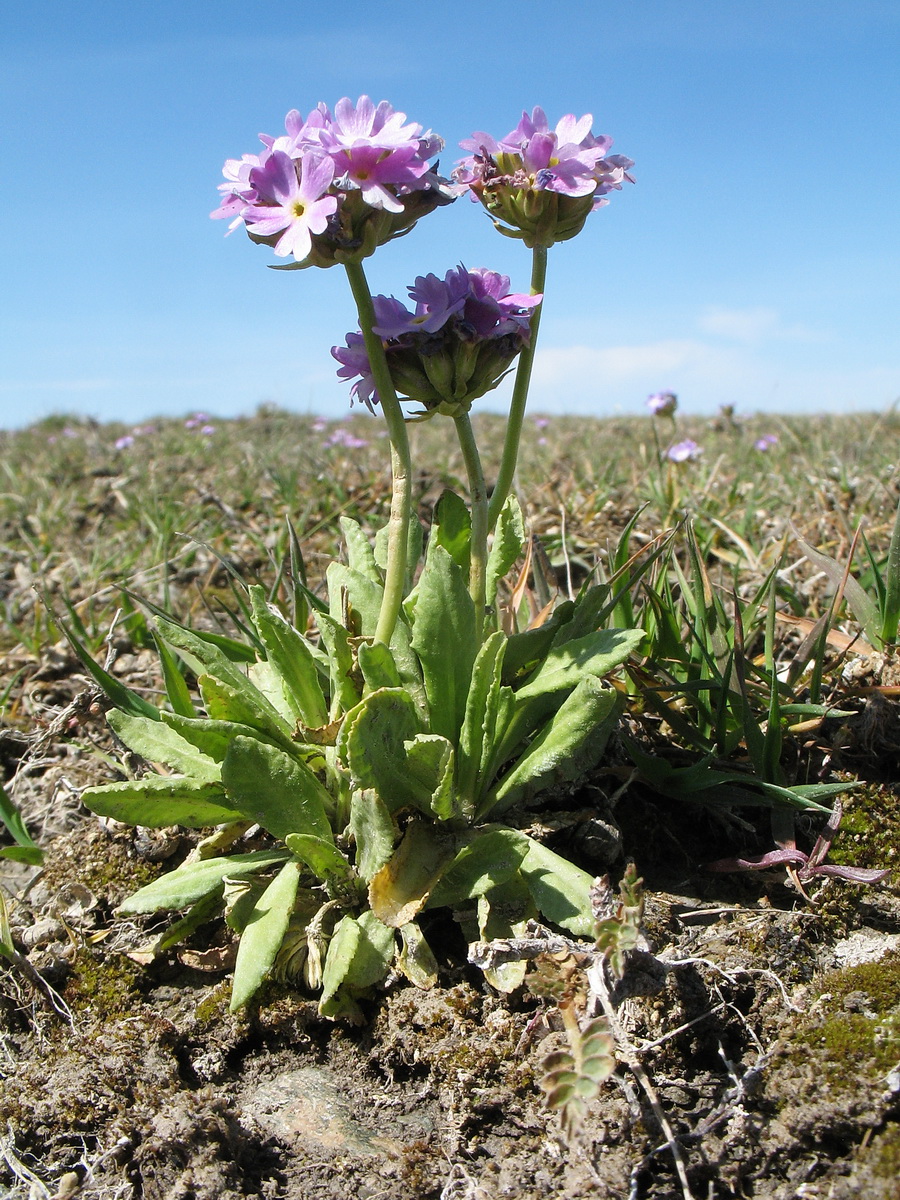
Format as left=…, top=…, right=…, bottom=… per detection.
left=666, top=439, right=701, bottom=463
left=200, top=424, right=216, bottom=436
left=62, top=426, right=80, bottom=439
left=534, top=417, right=550, bottom=429
left=327, top=426, right=369, bottom=450
left=647, top=391, right=678, bottom=418
left=185, top=412, right=209, bottom=429
left=754, top=434, right=779, bottom=452
left=115, top=435, right=134, bottom=450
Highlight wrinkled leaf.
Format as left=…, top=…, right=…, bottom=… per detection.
left=427, top=826, right=529, bottom=908
left=397, top=922, right=438, bottom=989
left=340, top=516, right=382, bottom=584
left=82, top=776, right=243, bottom=829
left=249, top=586, right=328, bottom=728
left=319, top=910, right=396, bottom=1020
left=222, top=735, right=334, bottom=839
left=107, top=710, right=221, bottom=782
left=485, top=677, right=621, bottom=816
left=410, top=543, right=477, bottom=743
left=285, top=833, right=357, bottom=899
left=457, top=631, right=508, bottom=813
left=349, top=788, right=396, bottom=883
left=519, top=836, right=594, bottom=936
left=486, top=496, right=526, bottom=607
left=432, top=489, right=471, bottom=573
left=231, top=860, right=302, bottom=1010
left=119, top=849, right=290, bottom=912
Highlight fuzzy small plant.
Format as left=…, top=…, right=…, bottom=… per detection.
left=69, top=98, right=640, bottom=1018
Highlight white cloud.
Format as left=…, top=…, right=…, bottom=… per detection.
left=697, top=307, right=780, bottom=342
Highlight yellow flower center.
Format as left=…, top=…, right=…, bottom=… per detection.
left=291, top=201, right=306, bottom=218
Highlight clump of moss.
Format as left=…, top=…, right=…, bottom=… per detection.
left=827, top=782, right=899, bottom=875
left=782, top=951, right=900, bottom=1087
left=65, top=947, right=143, bottom=1017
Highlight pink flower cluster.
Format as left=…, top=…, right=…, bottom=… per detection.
left=455, top=107, right=633, bottom=209
left=212, top=97, right=448, bottom=264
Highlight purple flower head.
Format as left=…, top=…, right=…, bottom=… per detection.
left=754, top=434, right=779, bottom=452
left=332, top=266, right=542, bottom=417
left=646, top=391, right=678, bottom=418
left=666, top=439, right=702, bottom=463
left=114, top=435, right=134, bottom=450
left=215, top=98, right=454, bottom=267
left=454, top=107, right=633, bottom=247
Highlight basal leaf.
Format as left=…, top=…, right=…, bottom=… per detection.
left=368, top=820, right=458, bottom=927
left=349, top=788, right=396, bottom=883
left=285, top=833, right=357, bottom=900
left=222, top=735, right=335, bottom=839
left=319, top=910, right=396, bottom=1020
left=432, top=489, right=472, bottom=573
left=198, top=674, right=294, bottom=744
left=339, top=687, right=420, bottom=810
left=410, top=543, right=477, bottom=743
left=426, top=826, right=529, bottom=909
left=153, top=631, right=197, bottom=718
left=119, top=848, right=290, bottom=912
left=486, top=495, right=526, bottom=607
left=249, top=586, right=328, bottom=728
left=339, top=516, right=382, bottom=584
left=457, top=631, right=508, bottom=814
left=107, top=711, right=221, bottom=782
left=231, top=860, right=302, bottom=1010
left=159, top=713, right=286, bottom=763
left=484, top=677, right=622, bottom=817
left=81, top=776, right=243, bottom=828
left=519, top=836, right=594, bottom=936
left=403, top=734, right=458, bottom=820
left=515, top=628, right=644, bottom=703
left=327, top=562, right=383, bottom=638
left=357, top=640, right=402, bottom=693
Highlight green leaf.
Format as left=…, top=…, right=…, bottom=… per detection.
left=410, top=543, right=477, bottom=743
left=0, top=780, right=43, bottom=864
left=153, top=632, right=197, bottom=718
left=404, top=734, right=458, bottom=820
left=339, top=516, right=382, bottom=584
left=284, top=833, right=357, bottom=900
left=154, top=613, right=257, bottom=674
left=339, top=687, right=418, bottom=801
left=457, top=631, right=508, bottom=813
left=319, top=910, right=396, bottom=1020
left=81, top=776, right=244, bottom=828
left=486, top=496, right=526, bottom=607
left=519, top=836, right=594, bottom=936
left=368, top=819, right=458, bottom=927
left=515, top=629, right=644, bottom=703
left=107, top=711, right=221, bottom=782
left=159, top=713, right=286, bottom=763
left=426, top=827, right=529, bottom=908
left=327, top=562, right=384, bottom=638
left=349, top=788, right=396, bottom=883
left=485, top=677, right=622, bottom=817
left=316, top=612, right=362, bottom=715
left=119, top=848, right=290, bottom=912
left=476, top=873, right=535, bottom=992
left=231, top=860, right=302, bottom=1010
left=432, top=489, right=472, bottom=573
left=221, top=735, right=335, bottom=840
left=198, top=673, right=294, bottom=744
left=357, top=640, right=402, bottom=693
left=249, top=586, right=328, bottom=728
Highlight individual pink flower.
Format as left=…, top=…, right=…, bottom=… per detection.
left=242, top=152, right=338, bottom=262
left=754, top=434, right=779, bottom=452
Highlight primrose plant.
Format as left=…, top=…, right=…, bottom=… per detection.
left=79, top=98, right=638, bottom=1019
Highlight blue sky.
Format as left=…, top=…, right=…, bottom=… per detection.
left=2, top=0, right=899, bottom=429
